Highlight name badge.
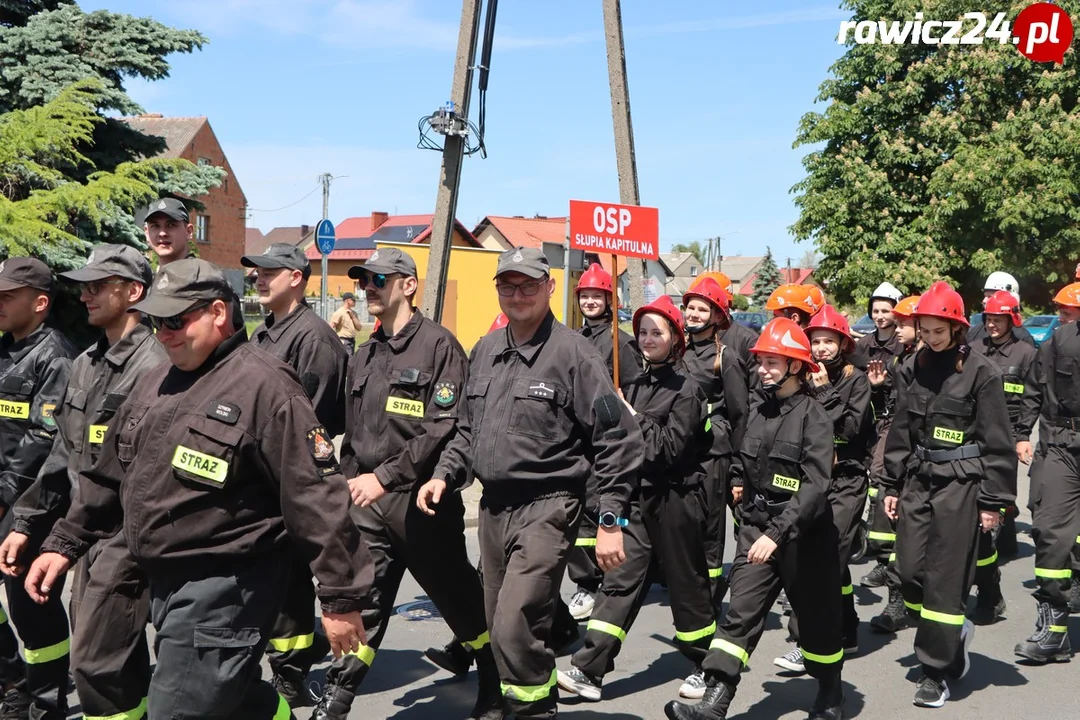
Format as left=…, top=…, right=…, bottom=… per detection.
left=171, top=446, right=228, bottom=483
left=1003, top=382, right=1024, bottom=394
left=386, top=396, right=424, bottom=418
left=772, top=474, right=800, bottom=492
left=933, top=427, right=964, bottom=444
left=0, top=401, right=29, bottom=420
left=88, top=425, right=108, bottom=445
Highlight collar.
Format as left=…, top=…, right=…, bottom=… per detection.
left=93, top=322, right=156, bottom=369
left=581, top=316, right=612, bottom=337
left=688, top=330, right=718, bottom=350
left=984, top=331, right=1018, bottom=356
left=643, top=362, right=677, bottom=383
left=776, top=388, right=809, bottom=416
left=372, top=308, right=424, bottom=351
left=261, top=300, right=311, bottom=341
left=493, top=311, right=555, bottom=364
left=0, top=323, right=51, bottom=363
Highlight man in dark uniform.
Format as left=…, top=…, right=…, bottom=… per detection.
left=311, top=248, right=499, bottom=720
left=420, top=247, right=642, bottom=719
left=240, top=242, right=348, bottom=705
left=569, top=263, right=642, bottom=620
left=27, top=259, right=373, bottom=719
left=0, top=246, right=165, bottom=720
left=0, top=258, right=77, bottom=719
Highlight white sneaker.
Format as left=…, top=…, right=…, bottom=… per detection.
left=557, top=666, right=602, bottom=702
left=568, top=590, right=595, bottom=620
left=773, top=647, right=806, bottom=674
left=678, top=669, right=707, bottom=699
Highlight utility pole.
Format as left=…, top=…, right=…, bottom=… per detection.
left=319, top=172, right=332, bottom=317
left=603, top=0, right=645, bottom=309
left=422, top=0, right=484, bottom=321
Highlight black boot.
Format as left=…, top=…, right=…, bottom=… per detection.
left=808, top=678, right=844, bottom=720
left=28, top=701, right=68, bottom=720
left=859, top=562, right=888, bottom=588
left=870, top=586, right=912, bottom=633
left=469, top=648, right=506, bottom=720
left=272, top=668, right=317, bottom=708
left=663, top=680, right=735, bottom=720
left=424, top=638, right=474, bottom=676
left=1068, top=582, right=1080, bottom=614
left=0, top=684, right=32, bottom=720
left=1015, top=602, right=1072, bottom=664
left=969, top=585, right=1006, bottom=626
left=312, top=684, right=355, bottom=720
left=551, top=601, right=581, bottom=654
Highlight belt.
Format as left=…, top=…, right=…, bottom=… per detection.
left=751, top=494, right=790, bottom=516
left=914, top=445, right=982, bottom=462
left=1051, top=417, right=1080, bottom=431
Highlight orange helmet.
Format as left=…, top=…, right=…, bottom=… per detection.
left=765, top=284, right=817, bottom=316
left=575, top=263, right=613, bottom=295
left=751, top=317, right=819, bottom=372
left=914, top=281, right=968, bottom=327
left=683, top=277, right=731, bottom=318
left=804, top=285, right=826, bottom=315
left=892, top=295, right=921, bottom=320
left=634, top=295, right=686, bottom=357
left=983, top=290, right=1022, bottom=327
left=489, top=313, right=509, bottom=333
left=807, top=304, right=854, bottom=352
left=1054, top=283, right=1080, bottom=308
left=691, top=271, right=734, bottom=297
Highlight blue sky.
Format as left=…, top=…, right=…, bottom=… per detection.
left=84, top=0, right=849, bottom=265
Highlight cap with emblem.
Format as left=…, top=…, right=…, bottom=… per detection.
left=131, top=258, right=235, bottom=318
left=0, top=257, right=54, bottom=293
left=347, top=248, right=417, bottom=279
left=494, top=247, right=550, bottom=279
left=240, top=243, right=311, bottom=280
left=342, top=292, right=355, bottom=301
left=142, top=198, right=190, bottom=224
left=60, top=244, right=153, bottom=288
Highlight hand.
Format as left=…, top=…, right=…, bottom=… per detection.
left=348, top=473, right=386, bottom=508
left=748, top=535, right=778, bottom=565
left=321, top=611, right=368, bottom=659
left=0, top=532, right=30, bottom=577
left=980, top=511, right=1001, bottom=532
left=1016, top=441, right=1033, bottom=465
left=731, top=486, right=744, bottom=505
left=810, top=365, right=830, bottom=387
left=595, top=526, right=626, bottom=572
left=25, top=553, right=70, bottom=604
left=867, top=360, right=887, bottom=386
left=884, top=495, right=899, bottom=521
left=417, top=479, right=448, bottom=516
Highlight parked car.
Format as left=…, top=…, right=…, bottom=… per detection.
left=617, top=307, right=632, bottom=323
left=1024, top=314, right=1059, bottom=346
left=732, top=311, right=768, bottom=333
left=850, top=313, right=876, bottom=338
left=969, top=312, right=983, bottom=329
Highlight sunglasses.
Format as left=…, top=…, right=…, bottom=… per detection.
left=496, top=280, right=546, bottom=297
left=150, top=302, right=210, bottom=332
left=356, top=273, right=393, bottom=290
left=80, top=279, right=127, bottom=296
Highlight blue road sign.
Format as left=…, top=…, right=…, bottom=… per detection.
left=316, top=219, right=335, bottom=255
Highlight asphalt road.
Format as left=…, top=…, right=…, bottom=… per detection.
left=22, top=436, right=1077, bottom=719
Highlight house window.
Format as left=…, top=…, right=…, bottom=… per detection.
left=690, top=266, right=699, bottom=277
left=197, top=157, right=212, bottom=166
left=196, top=215, right=210, bottom=243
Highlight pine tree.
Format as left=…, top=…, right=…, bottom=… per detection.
left=751, top=247, right=783, bottom=309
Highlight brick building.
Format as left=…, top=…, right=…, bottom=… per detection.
left=121, top=114, right=247, bottom=269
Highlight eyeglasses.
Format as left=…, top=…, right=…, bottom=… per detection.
left=356, top=273, right=392, bottom=290
left=80, top=279, right=127, bottom=296
left=496, top=280, right=546, bottom=297
left=150, top=302, right=210, bottom=332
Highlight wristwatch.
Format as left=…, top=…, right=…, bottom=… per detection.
left=598, top=511, right=629, bottom=528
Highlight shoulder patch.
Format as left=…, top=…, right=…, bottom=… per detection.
left=307, top=427, right=335, bottom=462
left=433, top=381, right=457, bottom=408
left=207, top=401, right=240, bottom=425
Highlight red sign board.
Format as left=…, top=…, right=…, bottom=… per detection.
left=569, top=200, right=659, bottom=260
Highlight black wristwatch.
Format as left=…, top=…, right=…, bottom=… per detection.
left=598, top=511, right=629, bottom=528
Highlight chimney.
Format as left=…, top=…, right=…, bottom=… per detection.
left=140, top=113, right=164, bottom=118
left=371, top=211, right=389, bottom=231
left=300, top=224, right=310, bottom=240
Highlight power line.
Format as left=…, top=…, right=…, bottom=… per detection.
left=248, top=184, right=320, bottom=214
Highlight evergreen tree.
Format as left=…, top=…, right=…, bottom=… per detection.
left=751, top=247, right=783, bottom=308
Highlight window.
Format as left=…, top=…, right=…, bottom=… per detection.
left=690, top=266, right=699, bottom=277
left=196, top=215, right=210, bottom=243
left=197, top=157, right=212, bottom=167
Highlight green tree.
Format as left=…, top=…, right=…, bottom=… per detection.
left=730, top=293, right=750, bottom=311
left=670, top=241, right=705, bottom=266
left=751, top=247, right=783, bottom=308
left=791, top=0, right=1080, bottom=309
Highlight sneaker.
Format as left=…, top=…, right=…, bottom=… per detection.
left=1069, top=581, right=1080, bottom=614
left=860, top=562, right=888, bottom=588
left=568, top=590, right=596, bottom=620
left=557, top=666, right=602, bottom=702
left=0, top=687, right=32, bottom=720
left=969, top=593, right=1006, bottom=626
left=678, top=668, right=708, bottom=699
left=424, top=640, right=474, bottom=676
left=913, top=675, right=949, bottom=708
left=272, top=670, right=317, bottom=708
left=772, top=647, right=806, bottom=674
left=870, top=586, right=911, bottom=634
